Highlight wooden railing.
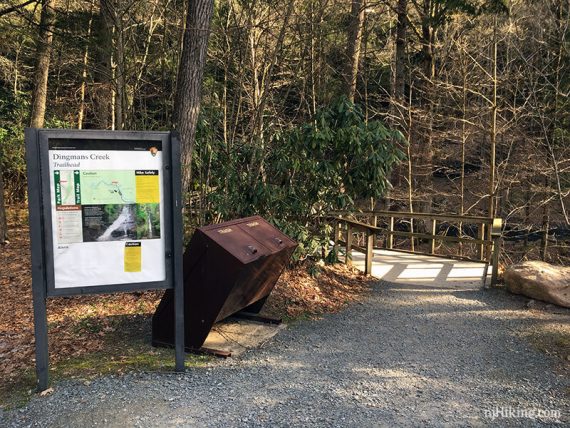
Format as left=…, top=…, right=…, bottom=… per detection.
left=329, top=211, right=503, bottom=287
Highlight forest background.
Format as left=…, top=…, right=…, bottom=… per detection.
left=0, top=0, right=569, bottom=265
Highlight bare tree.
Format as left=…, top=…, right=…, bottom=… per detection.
left=392, top=0, right=407, bottom=105
left=77, top=3, right=94, bottom=129
left=344, top=0, right=365, bottom=102
left=29, top=0, right=55, bottom=128
left=93, top=0, right=113, bottom=129
left=0, top=159, right=7, bottom=244
left=174, top=0, right=215, bottom=194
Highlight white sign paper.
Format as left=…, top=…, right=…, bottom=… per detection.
left=47, top=139, right=166, bottom=288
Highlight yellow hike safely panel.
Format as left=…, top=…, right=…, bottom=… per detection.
left=135, top=170, right=160, bottom=203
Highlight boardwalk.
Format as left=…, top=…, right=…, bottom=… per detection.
left=348, top=249, right=491, bottom=288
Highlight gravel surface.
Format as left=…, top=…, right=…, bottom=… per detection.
left=2, top=280, right=569, bottom=427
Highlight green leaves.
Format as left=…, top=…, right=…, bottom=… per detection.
left=192, top=97, right=405, bottom=260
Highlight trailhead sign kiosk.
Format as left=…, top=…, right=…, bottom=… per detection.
left=25, top=129, right=185, bottom=391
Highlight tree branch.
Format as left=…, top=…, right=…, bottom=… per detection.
left=0, top=0, right=38, bottom=17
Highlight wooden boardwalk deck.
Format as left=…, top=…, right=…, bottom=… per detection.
left=348, top=249, right=492, bottom=288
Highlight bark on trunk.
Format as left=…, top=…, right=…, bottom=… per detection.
left=393, top=0, right=407, bottom=104
left=174, top=0, right=215, bottom=194
left=541, top=184, right=550, bottom=261
left=114, top=19, right=126, bottom=130
left=414, top=11, right=435, bottom=215
left=78, top=6, right=94, bottom=129
left=387, top=0, right=408, bottom=201
left=29, top=0, right=55, bottom=128
left=344, top=0, right=365, bottom=102
left=0, top=160, right=7, bottom=244
left=93, top=0, right=113, bottom=129
left=489, top=16, right=498, bottom=218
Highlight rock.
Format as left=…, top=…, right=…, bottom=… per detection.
left=504, top=261, right=570, bottom=308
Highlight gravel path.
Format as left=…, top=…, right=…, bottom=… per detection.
left=2, top=280, right=569, bottom=427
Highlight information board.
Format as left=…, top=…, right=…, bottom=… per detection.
left=25, top=129, right=185, bottom=391
left=48, top=139, right=166, bottom=288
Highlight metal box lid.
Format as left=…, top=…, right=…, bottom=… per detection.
left=200, top=216, right=296, bottom=263
left=200, top=222, right=272, bottom=264
left=237, top=217, right=296, bottom=253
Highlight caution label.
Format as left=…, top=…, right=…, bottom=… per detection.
left=124, top=242, right=142, bottom=272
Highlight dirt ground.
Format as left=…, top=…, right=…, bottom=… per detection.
left=0, top=207, right=374, bottom=407
left=1, top=206, right=568, bottom=414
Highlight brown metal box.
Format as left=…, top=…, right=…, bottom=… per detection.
left=152, top=216, right=297, bottom=350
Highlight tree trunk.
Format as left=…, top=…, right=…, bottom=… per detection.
left=174, top=0, right=215, bottom=195
left=393, top=0, right=407, bottom=105
left=459, top=55, right=467, bottom=255
left=414, top=3, right=435, bottom=215
left=387, top=0, right=408, bottom=202
left=489, top=16, right=498, bottom=218
left=107, top=0, right=127, bottom=131
left=309, top=0, right=317, bottom=117
left=541, top=177, right=550, bottom=261
left=114, top=17, right=126, bottom=130
left=93, top=0, right=113, bottom=129
left=0, top=159, right=7, bottom=244
left=29, top=0, right=55, bottom=128
left=78, top=5, right=94, bottom=129
left=344, top=0, right=365, bottom=102
left=407, top=84, right=414, bottom=251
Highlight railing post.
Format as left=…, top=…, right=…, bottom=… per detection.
left=346, top=223, right=353, bottom=266
left=410, top=217, right=415, bottom=252
left=365, top=228, right=374, bottom=275
left=477, top=223, right=486, bottom=261
left=387, top=216, right=394, bottom=250
left=332, top=220, right=340, bottom=256
left=430, top=219, right=437, bottom=255
left=459, top=220, right=463, bottom=257
left=491, top=218, right=502, bottom=286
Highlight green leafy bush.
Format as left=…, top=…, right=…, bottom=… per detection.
left=192, top=97, right=405, bottom=260
left=0, top=86, right=74, bottom=203
left=0, top=88, right=28, bottom=202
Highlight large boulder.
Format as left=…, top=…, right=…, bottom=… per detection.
left=504, top=261, right=570, bottom=308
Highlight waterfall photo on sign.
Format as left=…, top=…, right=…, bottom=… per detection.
left=135, top=204, right=160, bottom=239
left=81, top=204, right=160, bottom=242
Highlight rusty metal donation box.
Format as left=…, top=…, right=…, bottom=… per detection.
left=152, top=216, right=297, bottom=350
